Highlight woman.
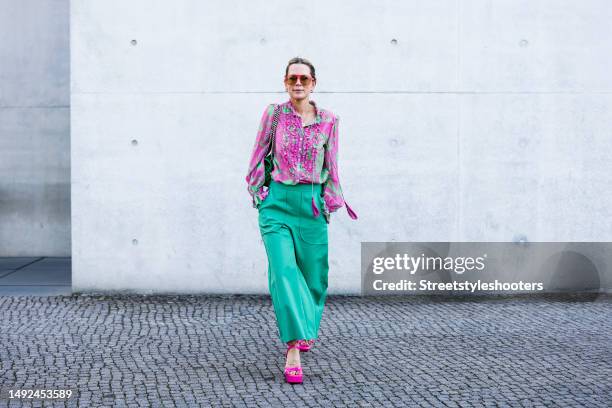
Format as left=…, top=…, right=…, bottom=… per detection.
left=245, top=57, right=358, bottom=384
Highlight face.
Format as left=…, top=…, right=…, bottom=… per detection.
left=284, top=63, right=316, bottom=101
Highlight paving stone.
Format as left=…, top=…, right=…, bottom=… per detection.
left=0, top=293, right=610, bottom=407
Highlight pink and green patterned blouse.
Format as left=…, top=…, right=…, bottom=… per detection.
left=245, top=99, right=357, bottom=221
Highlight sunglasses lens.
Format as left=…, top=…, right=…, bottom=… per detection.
left=287, top=75, right=311, bottom=86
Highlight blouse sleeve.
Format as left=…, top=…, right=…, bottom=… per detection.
left=322, top=114, right=346, bottom=214
left=245, top=103, right=275, bottom=208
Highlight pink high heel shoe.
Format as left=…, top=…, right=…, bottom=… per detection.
left=297, top=339, right=315, bottom=352
left=284, top=341, right=303, bottom=384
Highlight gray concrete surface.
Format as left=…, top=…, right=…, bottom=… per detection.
left=0, top=293, right=610, bottom=407
left=70, top=1, right=612, bottom=294
left=0, top=0, right=70, bottom=257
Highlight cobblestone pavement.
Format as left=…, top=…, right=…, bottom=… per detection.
left=0, top=293, right=610, bottom=407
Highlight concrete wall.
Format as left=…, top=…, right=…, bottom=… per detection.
left=0, top=0, right=70, bottom=256
left=71, top=0, right=612, bottom=294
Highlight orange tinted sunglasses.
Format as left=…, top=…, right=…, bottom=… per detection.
left=285, top=74, right=314, bottom=86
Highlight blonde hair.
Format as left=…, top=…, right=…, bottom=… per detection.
left=285, top=57, right=316, bottom=79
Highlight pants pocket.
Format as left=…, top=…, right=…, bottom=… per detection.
left=299, top=226, right=328, bottom=245
left=257, top=187, right=275, bottom=210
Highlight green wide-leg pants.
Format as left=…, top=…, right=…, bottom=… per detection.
left=258, top=180, right=329, bottom=344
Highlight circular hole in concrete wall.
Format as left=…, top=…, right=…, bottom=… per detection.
left=512, top=234, right=529, bottom=244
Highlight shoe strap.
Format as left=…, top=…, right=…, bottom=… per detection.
left=285, top=342, right=300, bottom=359
left=285, top=366, right=302, bottom=374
